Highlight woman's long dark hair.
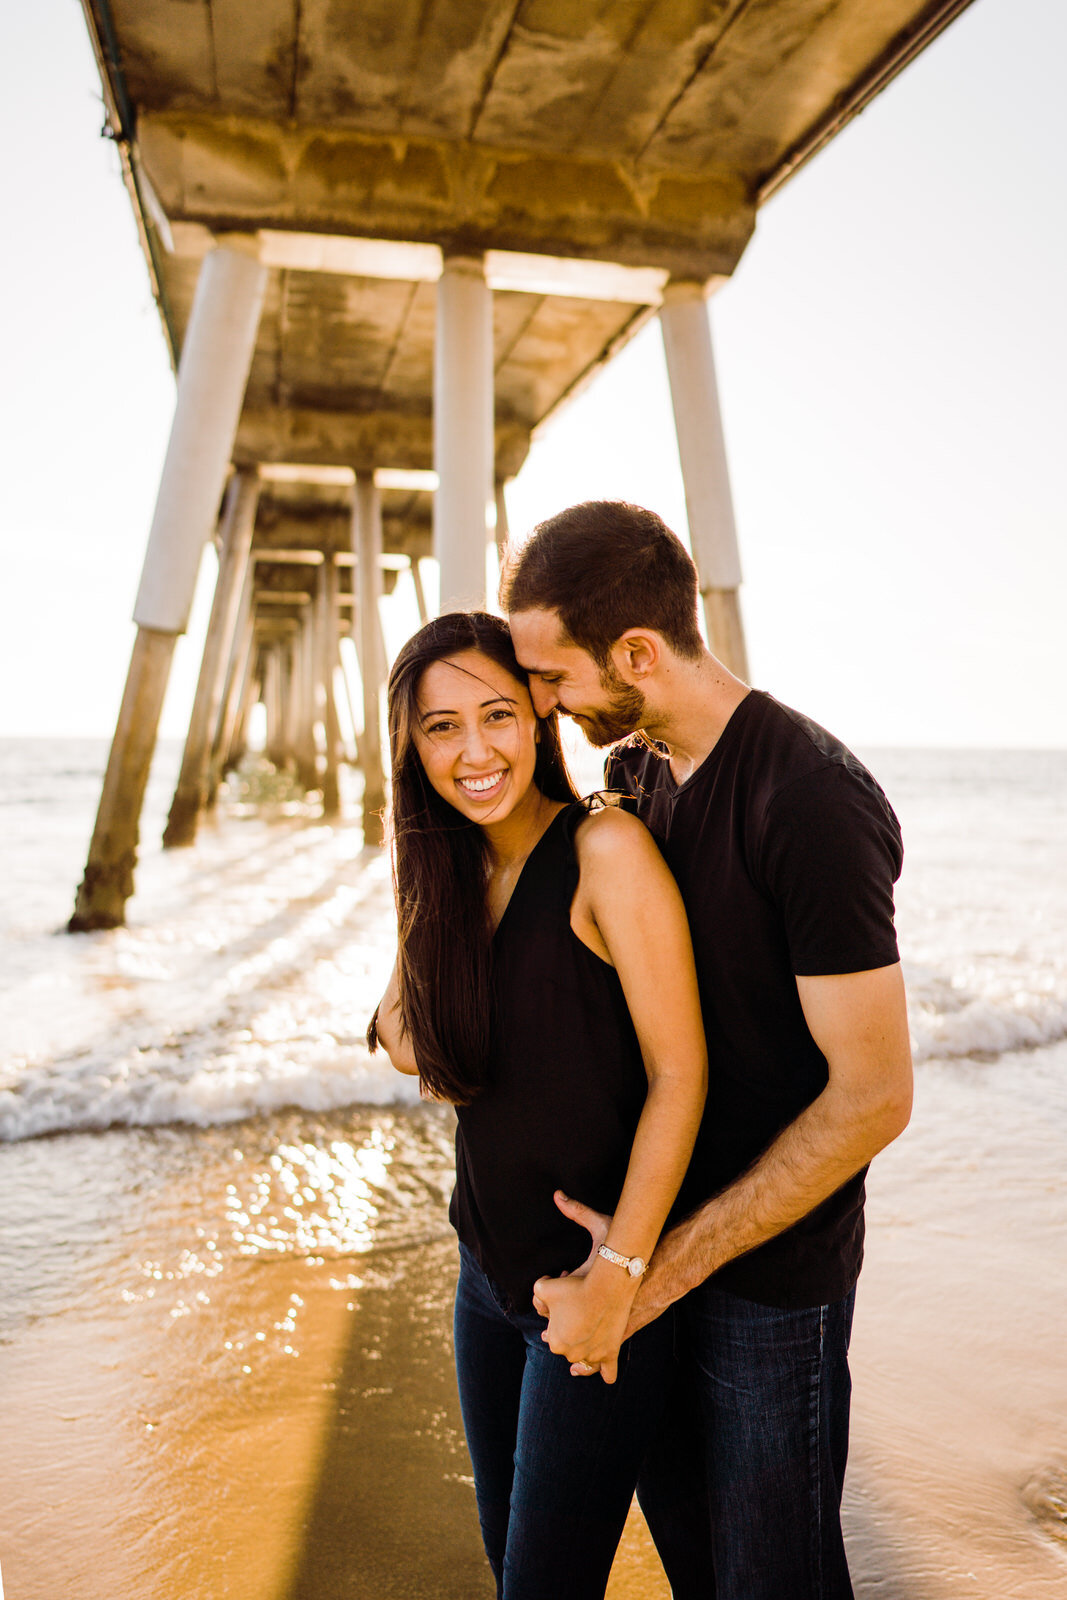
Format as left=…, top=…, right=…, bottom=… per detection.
left=367, top=611, right=577, bottom=1103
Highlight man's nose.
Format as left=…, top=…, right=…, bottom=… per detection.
left=530, top=680, right=558, bottom=717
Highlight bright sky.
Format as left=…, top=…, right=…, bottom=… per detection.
left=2, top=0, right=1064, bottom=748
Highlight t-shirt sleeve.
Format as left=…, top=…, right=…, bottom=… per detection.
left=757, top=763, right=903, bottom=976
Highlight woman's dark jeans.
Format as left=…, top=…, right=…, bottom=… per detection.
left=637, top=1280, right=858, bottom=1600
left=453, top=1242, right=674, bottom=1600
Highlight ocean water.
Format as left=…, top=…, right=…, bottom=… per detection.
left=2, top=739, right=1065, bottom=1143
left=0, top=739, right=415, bottom=1142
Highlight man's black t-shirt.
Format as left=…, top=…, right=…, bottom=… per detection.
left=607, top=689, right=903, bottom=1308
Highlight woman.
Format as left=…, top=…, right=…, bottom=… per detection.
left=370, top=612, right=705, bottom=1600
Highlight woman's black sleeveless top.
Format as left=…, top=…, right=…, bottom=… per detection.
left=449, top=802, right=649, bottom=1311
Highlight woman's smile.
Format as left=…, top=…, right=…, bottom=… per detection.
left=457, top=768, right=508, bottom=798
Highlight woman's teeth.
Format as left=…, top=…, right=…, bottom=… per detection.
left=459, top=771, right=505, bottom=794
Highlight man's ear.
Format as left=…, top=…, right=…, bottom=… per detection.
left=609, top=630, right=661, bottom=682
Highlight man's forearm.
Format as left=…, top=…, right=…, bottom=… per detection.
left=631, top=1075, right=909, bottom=1328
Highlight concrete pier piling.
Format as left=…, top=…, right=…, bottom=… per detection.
left=659, top=281, right=749, bottom=682
left=68, top=629, right=178, bottom=931
left=163, top=469, right=261, bottom=848
left=206, top=579, right=256, bottom=807
left=317, top=562, right=342, bottom=819
left=434, top=255, right=494, bottom=613
left=354, top=476, right=387, bottom=832
left=71, top=243, right=267, bottom=928
left=294, top=614, right=320, bottom=793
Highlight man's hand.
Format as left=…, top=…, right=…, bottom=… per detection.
left=531, top=1192, right=609, bottom=1316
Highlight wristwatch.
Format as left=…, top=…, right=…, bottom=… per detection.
left=597, top=1244, right=649, bottom=1279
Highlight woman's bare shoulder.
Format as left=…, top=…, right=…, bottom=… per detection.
left=572, top=800, right=659, bottom=871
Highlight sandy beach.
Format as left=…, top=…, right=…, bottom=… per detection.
left=2, top=1049, right=1065, bottom=1598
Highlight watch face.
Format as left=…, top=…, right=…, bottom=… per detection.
left=628, top=1256, right=646, bottom=1278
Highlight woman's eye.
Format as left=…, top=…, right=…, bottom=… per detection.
left=426, top=721, right=455, bottom=736
left=487, top=708, right=514, bottom=723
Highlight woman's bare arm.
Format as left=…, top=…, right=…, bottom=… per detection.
left=372, top=962, right=420, bottom=1075
left=534, top=807, right=707, bottom=1382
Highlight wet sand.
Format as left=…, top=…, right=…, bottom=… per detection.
left=2, top=1050, right=1065, bottom=1599
left=843, top=1049, right=1067, bottom=1597
left=0, top=1104, right=666, bottom=1599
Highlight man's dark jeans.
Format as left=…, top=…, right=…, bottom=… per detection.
left=453, top=1242, right=674, bottom=1600
left=638, top=1279, right=857, bottom=1600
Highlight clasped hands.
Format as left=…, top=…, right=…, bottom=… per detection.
left=532, top=1190, right=647, bottom=1385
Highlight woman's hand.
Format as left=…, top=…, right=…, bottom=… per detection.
left=532, top=1263, right=639, bottom=1385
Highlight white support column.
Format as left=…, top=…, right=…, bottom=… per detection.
left=296, top=610, right=319, bottom=791
left=434, top=254, right=494, bottom=611
left=410, top=557, right=430, bottom=626
left=134, top=245, right=270, bottom=633
left=163, top=468, right=261, bottom=846
left=207, top=570, right=256, bottom=806
left=281, top=636, right=302, bottom=770
left=659, top=280, right=749, bottom=682
left=354, top=474, right=387, bottom=830
left=71, top=240, right=268, bottom=929
left=494, top=479, right=511, bottom=564
left=262, top=646, right=282, bottom=765
left=230, top=642, right=262, bottom=767
left=317, top=563, right=342, bottom=818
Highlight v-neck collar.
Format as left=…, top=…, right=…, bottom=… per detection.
left=490, top=802, right=571, bottom=940
left=658, top=689, right=756, bottom=797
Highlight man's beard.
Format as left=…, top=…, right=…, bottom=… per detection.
left=573, top=668, right=647, bottom=748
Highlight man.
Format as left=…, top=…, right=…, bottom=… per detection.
left=504, top=501, right=912, bottom=1599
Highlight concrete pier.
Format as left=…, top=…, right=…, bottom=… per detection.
left=72, top=0, right=975, bottom=922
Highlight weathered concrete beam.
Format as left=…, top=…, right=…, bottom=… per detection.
left=252, top=516, right=432, bottom=563
left=167, top=224, right=669, bottom=307
left=139, top=111, right=756, bottom=281
left=234, top=405, right=531, bottom=479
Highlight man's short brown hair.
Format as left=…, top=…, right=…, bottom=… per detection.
left=501, top=501, right=703, bottom=666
